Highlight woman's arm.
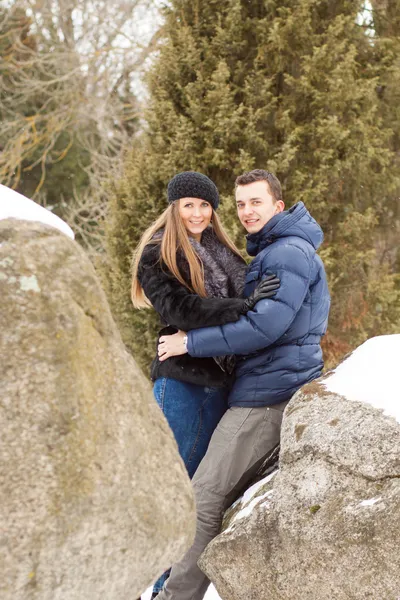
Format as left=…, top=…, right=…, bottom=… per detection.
left=137, top=244, right=245, bottom=331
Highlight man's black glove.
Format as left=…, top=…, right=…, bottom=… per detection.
left=240, top=274, right=280, bottom=314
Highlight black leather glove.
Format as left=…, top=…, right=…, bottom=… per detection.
left=240, top=274, right=280, bottom=314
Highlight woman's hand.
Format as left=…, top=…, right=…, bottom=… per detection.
left=158, top=330, right=187, bottom=361
left=240, top=273, right=280, bottom=314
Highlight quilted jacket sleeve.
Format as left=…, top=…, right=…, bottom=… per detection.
left=187, top=243, right=312, bottom=357
left=137, top=244, right=245, bottom=331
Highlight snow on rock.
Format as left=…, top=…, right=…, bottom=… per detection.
left=233, top=489, right=273, bottom=522
left=228, top=470, right=277, bottom=514
left=223, top=471, right=277, bottom=535
left=240, top=470, right=276, bottom=506
left=199, top=338, right=400, bottom=600
left=0, top=184, right=74, bottom=239
left=359, top=497, right=382, bottom=507
left=323, top=334, right=400, bottom=423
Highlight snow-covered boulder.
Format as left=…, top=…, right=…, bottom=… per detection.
left=199, top=335, right=400, bottom=600
left=0, top=220, right=195, bottom=600
left=0, top=184, right=74, bottom=239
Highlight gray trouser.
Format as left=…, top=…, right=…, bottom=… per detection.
left=156, top=401, right=288, bottom=600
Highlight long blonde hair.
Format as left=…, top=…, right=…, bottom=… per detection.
left=131, top=201, right=243, bottom=309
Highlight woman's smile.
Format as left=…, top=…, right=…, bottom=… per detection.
left=178, top=197, right=213, bottom=240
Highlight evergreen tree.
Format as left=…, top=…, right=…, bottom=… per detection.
left=371, top=0, right=400, bottom=272
left=105, top=0, right=400, bottom=374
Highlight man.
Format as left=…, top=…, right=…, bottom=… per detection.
left=155, top=169, right=330, bottom=600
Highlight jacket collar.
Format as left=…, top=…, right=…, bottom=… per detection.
left=246, top=202, right=309, bottom=256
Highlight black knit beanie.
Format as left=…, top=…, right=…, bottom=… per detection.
left=167, top=171, right=220, bottom=210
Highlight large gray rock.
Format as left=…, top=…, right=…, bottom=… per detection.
left=200, top=340, right=400, bottom=599
left=0, top=220, right=195, bottom=600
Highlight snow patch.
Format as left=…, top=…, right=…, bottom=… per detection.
left=229, top=489, right=274, bottom=527
left=224, top=472, right=277, bottom=535
left=0, top=185, right=74, bottom=239
left=241, top=470, right=277, bottom=506
left=359, top=497, right=382, bottom=507
left=228, top=471, right=276, bottom=515
left=322, top=335, right=400, bottom=424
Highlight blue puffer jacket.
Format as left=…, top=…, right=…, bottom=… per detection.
left=187, top=202, right=331, bottom=407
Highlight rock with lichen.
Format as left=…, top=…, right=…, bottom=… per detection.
left=0, top=219, right=195, bottom=600
left=199, top=337, right=400, bottom=599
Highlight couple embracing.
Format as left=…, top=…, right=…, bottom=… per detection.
left=132, top=169, right=330, bottom=600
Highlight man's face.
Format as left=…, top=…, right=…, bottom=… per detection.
left=236, top=181, right=285, bottom=234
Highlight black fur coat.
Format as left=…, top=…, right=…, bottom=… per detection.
left=137, top=228, right=247, bottom=387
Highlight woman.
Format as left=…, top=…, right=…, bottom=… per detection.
left=132, top=171, right=279, bottom=598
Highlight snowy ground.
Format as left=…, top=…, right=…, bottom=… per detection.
left=323, top=334, right=400, bottom=423
left=0, top=184, right=74, bottom=239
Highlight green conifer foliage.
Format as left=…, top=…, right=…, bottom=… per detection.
left=371, top=0, right=400, bottom=272
left=105, top=0, right=400, bottom=374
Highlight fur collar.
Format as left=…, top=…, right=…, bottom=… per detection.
left=153, top=227, right=246, bottom=299
left=184, top=228, right=246, bottom=375
left=153, top=227, right=246, bottom=375
left=181, top=227, right=246, bottom=298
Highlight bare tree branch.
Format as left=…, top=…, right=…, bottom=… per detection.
left=0, top=0, right=162, bottom=252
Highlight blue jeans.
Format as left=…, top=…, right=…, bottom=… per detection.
left=152, top=377, right=228, bottom=594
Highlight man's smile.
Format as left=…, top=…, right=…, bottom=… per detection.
left=244, top=217, right=259, bottom=225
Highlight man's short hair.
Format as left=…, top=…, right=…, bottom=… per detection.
left=235, top=169, right=282, bottom=203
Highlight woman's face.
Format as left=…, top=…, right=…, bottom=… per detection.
left=178, top=197, right=213, bottom=240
